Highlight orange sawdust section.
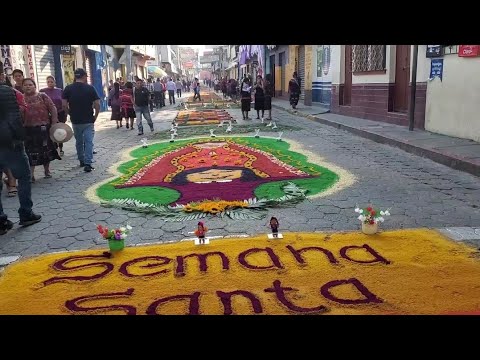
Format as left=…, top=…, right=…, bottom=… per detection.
left=1, top=229, right=480, bottom=315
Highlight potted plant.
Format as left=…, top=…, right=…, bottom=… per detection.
left=355, top=205, right=390, bottom=234
left=97, top=224, right=132, bottom=252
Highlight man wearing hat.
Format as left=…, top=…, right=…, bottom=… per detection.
left=62, top=68, right=100, bottom=172
left=0, top=61, right=42, bottom=235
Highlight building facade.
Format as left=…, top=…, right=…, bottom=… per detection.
left=424, top=45, right=480, bottom=142
left=329, top=45, right=428, bottom=129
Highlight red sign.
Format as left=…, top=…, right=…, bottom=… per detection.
left=459, top=45, right=480, bottom=57
left=183, top=61, right=194, bottom=68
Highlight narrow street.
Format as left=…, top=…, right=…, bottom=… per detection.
left=1, top=89, right=479, bottom=258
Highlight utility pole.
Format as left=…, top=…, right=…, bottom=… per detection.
left=125, top=45, right=132, bottom=82
left=408, top=45, right=419, bottom=131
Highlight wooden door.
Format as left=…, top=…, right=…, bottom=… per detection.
left=394, top=45, right=411, bottom=112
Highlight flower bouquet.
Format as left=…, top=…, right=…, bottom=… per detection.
left=355, top=205, right=390, bottom=234
left=97, top=224, right=132, bottom=251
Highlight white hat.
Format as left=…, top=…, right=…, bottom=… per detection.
left=50, top=123, right=73, bottom=143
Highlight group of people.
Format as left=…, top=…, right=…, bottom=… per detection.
left=0, top=62, right=101, bottom=235
left=107, top=76, right=203, bottom=133
left=239, top=74, right=274, bottom=121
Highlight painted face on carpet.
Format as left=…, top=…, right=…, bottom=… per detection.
left=116, top=139, right=312, bottom=205
left=1, top=230, right=479, bottom=315
left=95, top=137, right=348, bottom=220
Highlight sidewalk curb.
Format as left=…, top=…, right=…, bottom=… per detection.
left=273, top=104, right=480, bottom=177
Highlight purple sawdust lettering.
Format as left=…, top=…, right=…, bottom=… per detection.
left=320, top=278, right=383, bottom=305
left=119, top=256, right=172, bottom=277
left=175, top=251, right=229, bottom=277
left=264, top=280, right=329, bottom=314
left=146, top=292, right=201, bottom=315
left=65, top=288, right=136, bottom=315
left=43, top=254, right=114, bottom=286
left=238, top=247, right=284, bottom=270
left=339, top=244, right=391, bottom=265
left=216, top=290, right=263, bottom=315
left=286, top=245, right=339, bottom=265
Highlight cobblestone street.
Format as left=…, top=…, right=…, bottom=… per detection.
left=1, top=95, right=480, bottom=257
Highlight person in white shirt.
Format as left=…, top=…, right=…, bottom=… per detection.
left=166, top=78, right=177, bottom=105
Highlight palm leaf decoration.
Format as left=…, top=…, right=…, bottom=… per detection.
left=101, top=182, right=308, bottom=221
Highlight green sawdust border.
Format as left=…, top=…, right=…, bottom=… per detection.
left=86, top=136, right=356, bottom=206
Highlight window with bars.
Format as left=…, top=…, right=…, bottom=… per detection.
left=442, top=45, right=458, bottom=55
left=352, top=45, right=386, bottom=72
left=317, top=46, right=323, bottom=77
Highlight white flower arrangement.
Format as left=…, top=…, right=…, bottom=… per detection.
left=355, top=205, right=391, bottom=225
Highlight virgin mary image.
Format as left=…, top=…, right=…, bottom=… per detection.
left=116, top=140, right=313, bottom=205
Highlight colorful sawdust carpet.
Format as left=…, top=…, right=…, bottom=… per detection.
left=175, top=110, right=234, bottom=126
left=185, top=92, right=222, bottom=103
left=96, top=137, right=340, bottom=220
left=1, top=229, right=479, bottom=315
left=151, top=124, right=302, bottom=141
left=176, top=101, right=240, bottom=110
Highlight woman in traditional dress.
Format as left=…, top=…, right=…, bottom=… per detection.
left=22, top=78, right=60, bottom=181
left=120, top=82, right=135, bottom=130
left=240, top=77, right=252, bottom=120
left=108, top=82, right=122, bottom=129
left=288, top=71, right=301, bottom=109
left=40, top=76, right=66, bottom=155
left=264, top=73, right=274, bottom=121
left=254, top=75, right=265, bottom=120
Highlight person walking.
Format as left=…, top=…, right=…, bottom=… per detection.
left=133, top=78, right=154, bottom=135
left=120, top=81, right=136, bottom=130
left=254, top=75, right=265, bottom=120
left=62, top=68, right=100, bottom=172
left=0, top=61, right=42, bottom=234
left=23, top=78, right=61, bottom=181
left=12, top=69, right=25, bottom=93
left=175, top=78, right=182, bottom=98
left=264, top=73, right=274, bottom=124
left=166, top=78, right=176, bottom=105
left=288, top=71, right=301, bottom=110
left=153, top=78, right=163, bottom=109
left=240, top=77, right=252, bottom=120
left=40, top=75, right=67, bottom=155
left=108, top=82, right=122, bottom=128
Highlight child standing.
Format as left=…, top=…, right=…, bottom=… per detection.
left=194, top=221, right=208, bottom=244
left=269, top=217, right=279, bottom=238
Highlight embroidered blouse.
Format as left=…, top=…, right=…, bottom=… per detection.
left=24, top=92, right=59, bottom=127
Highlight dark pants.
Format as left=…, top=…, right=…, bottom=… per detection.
left=149, top=94, right=154, bottom=112
left=176, top=89, right=182, bottom=98
left=0, top=144, right=34, bottom=220
left=168, top=90, right=175, bottom=104
left=154, top=91, right=163, bottom=108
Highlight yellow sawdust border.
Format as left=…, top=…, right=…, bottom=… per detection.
left=85, top=136, right=356, bottom=204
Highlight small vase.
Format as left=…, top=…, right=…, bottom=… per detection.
left=108, top=239, right=125, bottom=252
left=361, top=222, right=378, bottom=235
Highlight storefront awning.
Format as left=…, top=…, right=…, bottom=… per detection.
left=225, top=61, right=238, bottom=70
left=148, top=66, right=168, bottom=78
